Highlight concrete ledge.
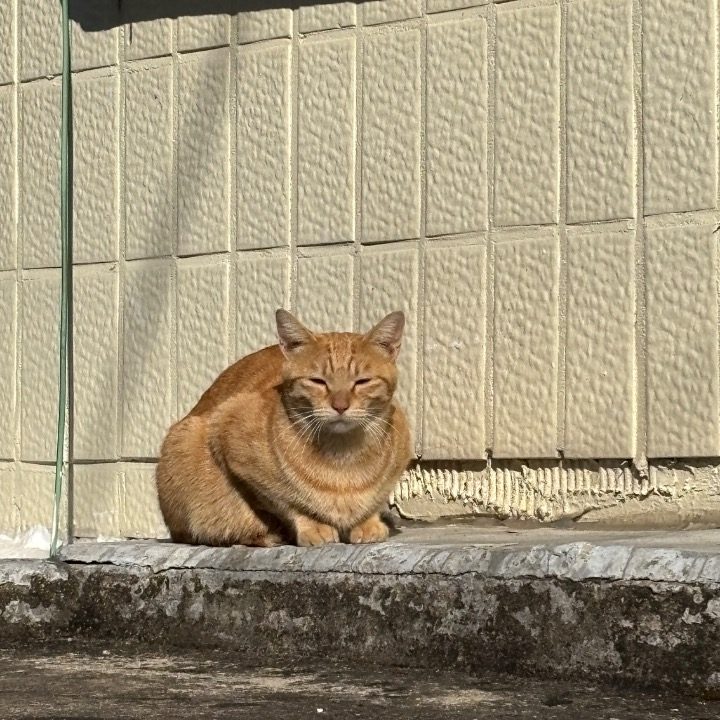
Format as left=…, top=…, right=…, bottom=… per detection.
left=56, top=537, right=720, bottom=584
left=3, top=529, right=720, bottom=696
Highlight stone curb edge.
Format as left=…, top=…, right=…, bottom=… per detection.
left=6, top=540, right=711, bottom=585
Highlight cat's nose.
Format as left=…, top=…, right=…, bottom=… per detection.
left=331, top=395, right=350, bottom=414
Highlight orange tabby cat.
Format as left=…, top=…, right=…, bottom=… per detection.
left=156, top=309, right=411, bottom=547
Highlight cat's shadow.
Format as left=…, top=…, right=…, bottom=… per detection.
left=68, top=0, right=365, bottom=32
left=381, top=508, right=402, bottom=538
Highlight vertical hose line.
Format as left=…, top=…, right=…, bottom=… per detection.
left=50, top=0, right=73, bottom=558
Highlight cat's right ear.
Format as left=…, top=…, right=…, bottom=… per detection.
left=363, top=310, right=405, bottom=361
left=276, top=309, right=316, bottom=357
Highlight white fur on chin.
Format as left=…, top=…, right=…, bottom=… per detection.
left=326, top=417, right=357, bottom=433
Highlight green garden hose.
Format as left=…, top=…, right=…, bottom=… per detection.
left=50, top=0, right=73, bottom=557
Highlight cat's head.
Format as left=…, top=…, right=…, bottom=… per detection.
left=275, top=309, right=405, bottom=434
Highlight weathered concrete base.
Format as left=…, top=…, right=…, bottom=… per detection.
left=3, top=526, right=720, bottom=697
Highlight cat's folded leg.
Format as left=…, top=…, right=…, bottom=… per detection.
left=292, top=514, right=340, bottom=547
left=248, top=530, right=286, bottom=548
left=349, top=513, right=390, bottom=544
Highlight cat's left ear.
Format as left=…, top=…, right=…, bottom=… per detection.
left=364, top=311, right=405, bottom=360
left=276, top=309, right=316, bottom=357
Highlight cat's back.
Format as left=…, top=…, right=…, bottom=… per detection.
left=186, top=344, right=284, bottom=419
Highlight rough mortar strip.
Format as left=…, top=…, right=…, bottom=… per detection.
left=393, top=459, right=720, bottom=520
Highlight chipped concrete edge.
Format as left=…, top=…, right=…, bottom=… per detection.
left=42, top=540, right=720, bottom=586
left=0, top=560, right=69, bottom=587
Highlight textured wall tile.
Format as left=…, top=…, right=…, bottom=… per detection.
left=565, top=230, right=634, bottom=457
left=74, top=266, right=119, bottom=461
left=364, top=0, right=422, bottom=25
left=427, top=17, right=487, bottom=237
left=74, top=73, right=119, bottom=264
left=566, top=0, right=634, bottom=223
left=177, top=258, right=230, bottom=418
left=494, top=234, right=558, bottom=457
left=0, top=277, right=16, bottom=460
left=20, top=0, right=117, bottom=76
left=125, top=64, right=174, bottom=260
left=362, top=30, right=421, bottom=243
left=20, top=81, right=60, bottom=269
left=124, top=19, right=172, bottom=60
left=236, top=254, right=289, bottom=356
left=121, top=463, right=168, bottom=538
left=73, top=465, right=123, bottom=538
left=0, top=3, right=14, bottom=85
left=13, top=465, right=58, bottom=532
left=19, top=0, right=59, bottom=80
left=298, top=4, right=357, bottom=33
left=178, top=15, right=230, bottom=51
left=644, top=0, right=716, bottom=215
left=121, top=261, right=172, bottom=458
left=359, top=247, right=419, bottom=449
left=427, top=0, right=489, bottom=13
left=494, top=5, right=559, bottom=227
left=178, top=51, right=230, bottom=256
left=72, top=28, right=117, bottom=73
left=0, top=88, right=15, bottom=271
left=0, top=464, right=15, bottom=532
left=296, top=253, right=353, bottom=331
left=237, top=44, right=291, bottom=249
left=646, top=224, right=719, bottom=456
left=298, top=37, right=355, bottom=246
left=238, top=10, right=292, bottom=44
left=423, top=244, right=485, bottom=459
left=20, top=274, right=59, bottom=461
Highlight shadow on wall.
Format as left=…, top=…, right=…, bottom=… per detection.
left=69, top=0, right=356, bottom=31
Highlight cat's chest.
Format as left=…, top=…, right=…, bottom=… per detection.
left=284, top=453, right=387, bottom=515
left=289, top=455, right=380, bottom=491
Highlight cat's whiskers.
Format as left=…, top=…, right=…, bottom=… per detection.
left=356, top=415, right=389, bottom=447
left=286, top=411, right=324, bottom=459
left=368, top=414, right=393, bottom=429
left=285, top=417, right=312, bottom=454
left=286, top=423, right=320, bottom=465
left=364, top=423, right=384, bottom=447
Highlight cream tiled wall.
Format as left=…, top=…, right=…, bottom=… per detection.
left=1, top=0, right=720, bottom=538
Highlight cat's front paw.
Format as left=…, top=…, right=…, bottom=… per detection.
left=295, top=517, right=340, bottom=547
left=350, top=515, right=389, bottom=544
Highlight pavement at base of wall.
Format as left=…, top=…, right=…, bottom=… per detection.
left=1, top=644, right=719, bottom=720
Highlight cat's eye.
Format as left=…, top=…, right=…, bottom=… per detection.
left=308, top=377, right=327, bottom=386
left=354, top=378, right=372, bottom=387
